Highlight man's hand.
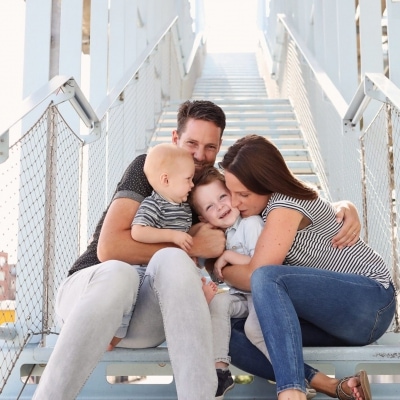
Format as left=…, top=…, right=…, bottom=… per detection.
left=332, top=200, right=361, bottom=249
left=190, top=223, right=226, bottom=258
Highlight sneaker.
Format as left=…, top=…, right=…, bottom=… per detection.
left=215, top=369, right=235, bottom=399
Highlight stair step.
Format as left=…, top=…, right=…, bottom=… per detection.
left=151, top=51, right=322, bottom=190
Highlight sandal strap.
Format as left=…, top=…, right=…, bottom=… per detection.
left=336, top=376, right=355, bottom=400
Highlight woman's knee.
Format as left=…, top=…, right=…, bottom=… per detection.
left=251, top=266, right=281, bottom=290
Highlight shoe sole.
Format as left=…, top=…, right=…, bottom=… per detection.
left=358, top=370, right=372, bottom=400
left=215, top=382, right=235, bottom=400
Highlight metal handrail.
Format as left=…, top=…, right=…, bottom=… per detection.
left=275, top=14, right=349, bottom=118
left=343, top=73, right=400, bottom=133
left=0, top=76, right=101, bottom=164
left=0, top=15, right=205, bottom=164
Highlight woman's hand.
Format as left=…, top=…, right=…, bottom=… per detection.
left=331, top=200, right=361, bottom=249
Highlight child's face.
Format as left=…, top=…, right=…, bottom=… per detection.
left=194, top=180, right=240, bottom=229
left=166, top=157, right=195, bottom=203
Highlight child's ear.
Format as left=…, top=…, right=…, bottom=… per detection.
left=198, top=215, right=207, bottom=223
left=160, top=173, right=169, bottom=185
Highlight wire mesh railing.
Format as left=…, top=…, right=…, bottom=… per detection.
left=257, top=17, right=400, bottom=334
left=0, top=18, right=200, bottom=392
left=360, top=103, right=400, bottom=330
left=0, top=106, right=84, bottom=391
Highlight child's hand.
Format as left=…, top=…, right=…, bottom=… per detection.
left=214, top=252, right=229, bottom=281
left=171, top=231, right=193, bottom=252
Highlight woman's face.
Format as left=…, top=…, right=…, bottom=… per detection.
left=224, top=171, right=270, bottom=218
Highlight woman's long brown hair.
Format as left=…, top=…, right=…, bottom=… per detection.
left=220, top=134, right=318, bottom=200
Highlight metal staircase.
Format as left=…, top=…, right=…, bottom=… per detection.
left=150, top=52, right=321, bottom=189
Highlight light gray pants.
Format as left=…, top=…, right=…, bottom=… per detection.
left=210, top=292, right=269, bottom=365
left=32, top=248, right=217, bottom=400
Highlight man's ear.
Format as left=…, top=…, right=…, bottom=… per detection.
left=172, top=130, right=179, bottom=144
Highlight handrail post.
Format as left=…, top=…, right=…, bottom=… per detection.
left=41, top=107, right=58, bottom=346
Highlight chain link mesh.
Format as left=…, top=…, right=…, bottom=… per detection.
left=0, top=22, right=186, bottom=391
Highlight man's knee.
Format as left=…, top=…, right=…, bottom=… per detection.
left=93, top=261, right=141, bottom=301
left=148, top=248, right=197, bottom=279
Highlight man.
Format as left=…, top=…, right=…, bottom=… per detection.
left=32, top=100, right=360, bottom=400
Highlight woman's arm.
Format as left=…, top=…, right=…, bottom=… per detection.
left=331, top=200, right=361, bottom=248
left=214, top=250, right=251, bottom=278
left=221, top=207, right=302, bottom=291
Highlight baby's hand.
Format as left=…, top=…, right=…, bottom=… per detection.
left=171, top=231, right=193, bottom=252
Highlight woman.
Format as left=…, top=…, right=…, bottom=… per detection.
left=218, top=135, right=395, bottom=400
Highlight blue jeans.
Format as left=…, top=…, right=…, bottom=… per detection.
left=234, top=265, right=395, bottom=395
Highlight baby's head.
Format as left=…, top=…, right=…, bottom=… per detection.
left=144, top=143, right=195, bottom=203
left=189, top=166, right=240, bottom=229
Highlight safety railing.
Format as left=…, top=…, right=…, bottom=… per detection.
left=257, top=15, right=400, bottom=333
left=0, top=15, right=205, bottom=394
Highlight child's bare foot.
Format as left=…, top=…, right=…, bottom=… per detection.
left=201, top=277, right=218, bottom=304
left=107, top=336, right=122, bottom=351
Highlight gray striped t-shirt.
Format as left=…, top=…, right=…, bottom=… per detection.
left=261, top=193, right=392, bottom=289
left=132, top=191, right=192, bottom=232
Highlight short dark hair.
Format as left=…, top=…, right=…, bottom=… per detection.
left=177, top=100, right=226, bottom=138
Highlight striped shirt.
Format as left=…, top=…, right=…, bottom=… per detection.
left=132, top=191, right=192, bottom=232
left=262, top=193, right=392, bottom=289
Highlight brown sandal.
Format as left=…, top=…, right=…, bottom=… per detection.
left=336, top=370, right=372, bottom=400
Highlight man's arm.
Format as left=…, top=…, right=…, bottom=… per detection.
left=98, top=197, right=165, bottom=265
left=98, top=198, right=226, bottom=264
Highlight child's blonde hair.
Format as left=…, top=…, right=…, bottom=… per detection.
left=144, top=143, right=194, bottom=189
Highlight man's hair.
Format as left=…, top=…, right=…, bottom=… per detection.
left=176, top=100, right=226, bottom=138
left=188, top=166, right=225, bottom=214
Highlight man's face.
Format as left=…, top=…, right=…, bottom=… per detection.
left=193, top=180, right=240, bottom=229
left=172, top=119, right=222, bottom=171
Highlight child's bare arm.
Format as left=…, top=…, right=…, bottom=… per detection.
left=221, top=250, right=251, bottom=265
left=214, top=250, right=251, bottom=281
left=131, top=225, right=193, bottom=252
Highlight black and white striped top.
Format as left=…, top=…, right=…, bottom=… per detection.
left=261, top=193, right=392, bottom=289
left=132, top=191, right=192, bottom=232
